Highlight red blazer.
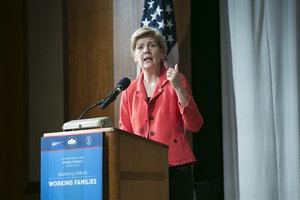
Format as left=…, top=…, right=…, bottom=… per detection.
left=119, top=67, right=204, bottom=166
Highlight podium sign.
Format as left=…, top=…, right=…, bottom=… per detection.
left=41, top=127, right=169, bottom=200
left=41, top=132, right=104, bottom=200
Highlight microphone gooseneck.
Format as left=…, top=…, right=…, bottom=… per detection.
left=77, top=102, right=99, bottom=120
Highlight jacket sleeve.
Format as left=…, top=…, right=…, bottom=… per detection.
left=178, top=74, right=204, bottom=132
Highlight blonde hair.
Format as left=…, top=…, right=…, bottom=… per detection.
left=130, top=27, right=167, bottom=57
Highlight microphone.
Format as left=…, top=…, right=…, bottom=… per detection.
left=78, top=77, right=131, bottom=119
left=98, top=77, right=131, bottom=110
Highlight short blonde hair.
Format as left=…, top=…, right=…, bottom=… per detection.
left=130, top=27, right=167, bottom=57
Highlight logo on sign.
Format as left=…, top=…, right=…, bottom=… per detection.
left=51, top=141, right=63, bottom=147
left=86, top=136, right=92, bottom=146
left=67, top=137, right=77, bottom=148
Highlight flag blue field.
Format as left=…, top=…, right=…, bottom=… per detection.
left=141, top=0, right=179, bottom=68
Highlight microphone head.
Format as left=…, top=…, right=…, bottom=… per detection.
left=117, top=77, right=131, bottom=91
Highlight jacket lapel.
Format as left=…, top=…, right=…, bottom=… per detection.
left=151, top=67, right=169, bottom=101
left=135, top=72, right=148, bottom=102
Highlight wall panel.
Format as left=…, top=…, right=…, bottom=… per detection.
left=66, top=0, right=114, bottom=121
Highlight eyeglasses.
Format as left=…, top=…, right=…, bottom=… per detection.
left=135, top=42, right=160, bottom=53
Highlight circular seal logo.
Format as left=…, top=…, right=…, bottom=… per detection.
left=86, top=136, right=92, bottom=146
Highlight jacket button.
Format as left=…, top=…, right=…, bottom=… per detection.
left=149, top=131, right=155, bottom=136
left=173, top=139, right=177, bottom=143
left=149, top=116, right=154, bottom=120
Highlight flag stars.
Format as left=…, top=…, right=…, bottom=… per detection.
left=147, top=0, right=155, bottom=9
left=156, top=5, right=163, bottom=16
left=141, top=0, right=177, bottom=55
left=141, top=18, right=151, bottom=27
left=150, top=11, right=158, bottom=21
left=167, top=34, right=174, bottom=45
left=157, top=19, right=165, bottom=29
left=165, top=4, right=173, bottom=15
left=166, top=19, right=174, bottom=30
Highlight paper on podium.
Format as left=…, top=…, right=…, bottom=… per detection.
left=62, top=117, right=113, bottom=131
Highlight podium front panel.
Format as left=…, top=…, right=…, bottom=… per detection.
left=41, top=132, right=104, bottom=200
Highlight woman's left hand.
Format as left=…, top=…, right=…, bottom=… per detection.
left=166, top=64, right=189, bottom=106
left=166, top=64, right=183, bottom=90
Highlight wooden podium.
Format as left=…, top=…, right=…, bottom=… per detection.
left=41, top=127, right=169, bottom=200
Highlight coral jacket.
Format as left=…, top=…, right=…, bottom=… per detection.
left=119, top=67, right=204, bottom=166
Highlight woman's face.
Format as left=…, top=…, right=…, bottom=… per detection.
left=134, top=36, right=165, bottom=71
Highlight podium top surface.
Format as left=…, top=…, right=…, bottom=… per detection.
left=43, top=127, right=114, bottom=137
left=62, top=117, right=113, bottom=131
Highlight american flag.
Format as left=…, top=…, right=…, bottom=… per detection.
left=140, top=0, right=179, bottom=68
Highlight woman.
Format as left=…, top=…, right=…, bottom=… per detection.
left=119, top=27, right=204, bottom=200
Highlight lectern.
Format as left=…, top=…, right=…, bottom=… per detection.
left=41, top=127, right=169, bottom=200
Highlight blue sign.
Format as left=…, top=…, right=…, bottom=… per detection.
left=41, top=132, right=103, bottom=200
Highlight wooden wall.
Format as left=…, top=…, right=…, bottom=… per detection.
left=65, top=0, right=114, bottom=121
